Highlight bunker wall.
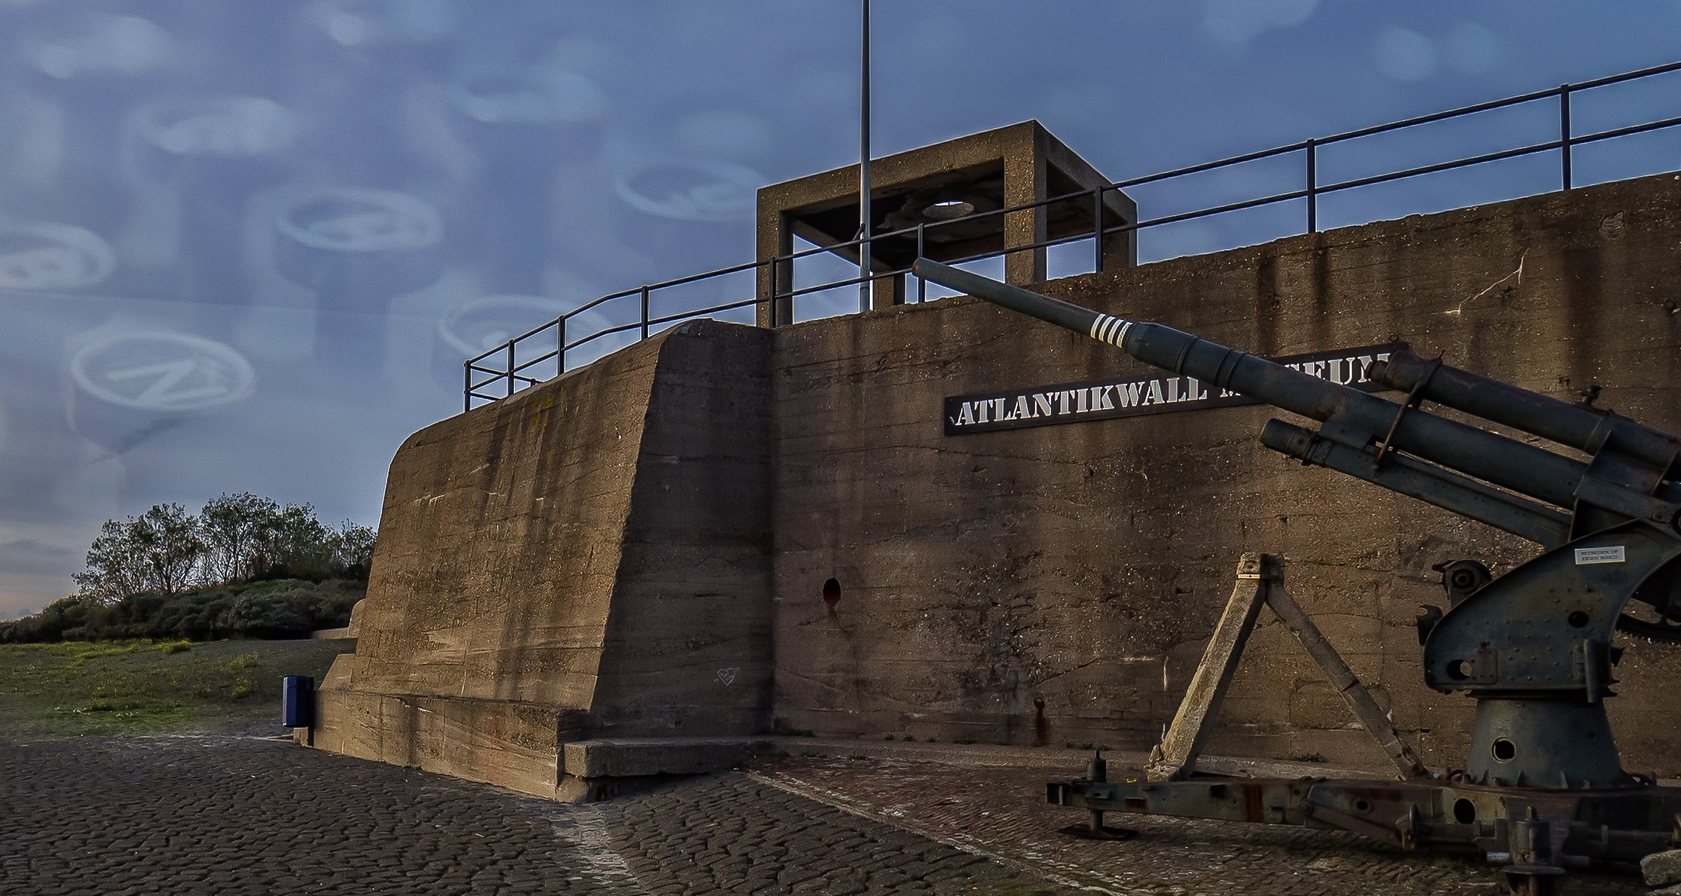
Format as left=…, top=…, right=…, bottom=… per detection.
left=768, top=172, right=1681, bottom=774
left=315, top=321, right=774, bottom=796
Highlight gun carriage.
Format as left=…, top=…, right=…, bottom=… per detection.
left=913, top=258, right=1681, bottom=895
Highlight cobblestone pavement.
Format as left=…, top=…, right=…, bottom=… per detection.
left=749, top=748, right=1652, bottom=896
left=0, top=736, right=1655, bottom=895
left=1, top=737, right=625, bottom=895
left=0, top=737, right=1072, bottom=895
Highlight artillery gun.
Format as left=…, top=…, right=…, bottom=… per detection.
left=913, top=258, right=1681, bottom=895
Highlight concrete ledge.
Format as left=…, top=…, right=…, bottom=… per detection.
left=562, top=737, right=775, bottom=778
left=312, top=688, right=564, bottom=800
left=310, top=628, right=353, bottom=640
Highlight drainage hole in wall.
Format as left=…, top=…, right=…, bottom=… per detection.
left=823, top=578, right=841, bottom=608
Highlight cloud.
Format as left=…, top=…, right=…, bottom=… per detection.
left=1200, top=0, right=1322, bottom=45
left=1375, top=26, right=1437, bottom=82
left=27, top=14, right=173, bottom=79
left=0, top=536, right=79, bottom=577
left=0, top=593, right=40, bottom=621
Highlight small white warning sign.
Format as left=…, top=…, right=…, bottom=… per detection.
left=1574, top=546, right=1627, bottom=565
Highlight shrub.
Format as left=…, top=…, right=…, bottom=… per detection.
left=0, top=579, right=362, bottom=643
left=0, top=595, right=105, bottom=643
left=222, top=589, right=314, bottom=638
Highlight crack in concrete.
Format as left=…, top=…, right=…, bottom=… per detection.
left=1448, top=251, right=1526, bottom=316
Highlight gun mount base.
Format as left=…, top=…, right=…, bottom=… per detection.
left=1466, top=697, right=1635, bottom=790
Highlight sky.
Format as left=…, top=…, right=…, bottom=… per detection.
left=1, top=0, right=1679, bottom=618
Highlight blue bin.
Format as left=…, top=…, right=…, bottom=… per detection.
left=282, top=675, right=314, bottom=728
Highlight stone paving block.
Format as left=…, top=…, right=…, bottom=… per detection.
left=1648, top=850, right=1681, bottom=887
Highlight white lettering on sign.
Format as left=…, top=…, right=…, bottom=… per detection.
left=944, top=343, right=1402, bottom=435
left=1574, top=546, right=1627, bottom=565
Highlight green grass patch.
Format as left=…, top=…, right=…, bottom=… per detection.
left=0, top=638, right=355, bottom=741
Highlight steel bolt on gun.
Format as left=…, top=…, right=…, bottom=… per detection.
left=913, top=258, right=1681, bottom=895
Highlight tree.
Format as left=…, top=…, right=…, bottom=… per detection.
left=73, top=503, right=205, bottom=602
left=328, top=521, right=377, bottom=580
left=253, top=502, right=335, bottom=581
left=198, top=492, right=281, bottom=584
left=69, top=495, right=376, bottom=605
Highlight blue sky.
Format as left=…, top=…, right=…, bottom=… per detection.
left=2, top=0, right=1679, bottom=618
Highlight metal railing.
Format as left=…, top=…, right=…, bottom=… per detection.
left=467, top=59, right=1681, bottom=410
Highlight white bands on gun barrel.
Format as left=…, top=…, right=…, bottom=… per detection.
left=1089, top=313, right=1132, bottom=347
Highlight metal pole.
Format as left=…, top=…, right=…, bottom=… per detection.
left=640, top=285, right=650, bottom=339
left=916, top=223, right=926, bottom=303
left=1306, top=139, right=1318, bottom=234
left=768, top=255, right=778, bottom=326
left=1092, top=187, right=1104, bottom=273
left=1560, top=85, right=1573, bottom=190
left=557, top=315, right=566, bottom=376
left=463, top=361, right=471, bottom=413
left=505, top=341, right=515, bottom=398
left=858, top=0, right=872, bottom=313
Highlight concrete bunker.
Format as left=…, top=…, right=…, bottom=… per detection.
left=309, top=121, right=1681, bottom=802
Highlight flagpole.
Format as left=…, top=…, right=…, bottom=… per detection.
left=858, top=0, right=872, bottom=313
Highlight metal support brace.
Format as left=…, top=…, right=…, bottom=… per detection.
left=1147, top=553, right=1273, bottom=782
left=1147, top=553, right=1428, bottom=782
left=1267, top=583, right=1429, bottom=780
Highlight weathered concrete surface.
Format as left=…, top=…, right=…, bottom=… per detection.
left=315, top=319, right=773, bottom=797
left=769, top=171, right=1681, bottom=776
left=562, top=738, right=773, bottom=778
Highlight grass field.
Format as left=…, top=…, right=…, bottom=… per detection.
left=0, top=638, right=356, bottom=742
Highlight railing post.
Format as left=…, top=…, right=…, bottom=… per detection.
left=768, top=256, right=778, bottom=326
left=1560, top=84, right=1573, bottom=191
left=1305, top=138, right=1318, bottom=234
left=916, top=224, right=926, bottom=303
left=463, top=361, right=471, bottom=413
left=640, top=286, right=650, bottom=339
left=505, top=341, right=515, bottom=398
left=1092, top=187, right=1105, bottom=273
left=557, top=315, right=566, bottom=377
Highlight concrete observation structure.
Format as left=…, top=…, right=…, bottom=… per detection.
left=756, top=121, right=1136, bottom=319
left=312, top=123, right=1681, bottom=801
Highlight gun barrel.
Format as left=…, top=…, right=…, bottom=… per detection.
left=1375, top=350, right=1681, bottom=477
left=1261, top=419, right=1574, bottom=546
left=913, top=258, right=1587, bottom=511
